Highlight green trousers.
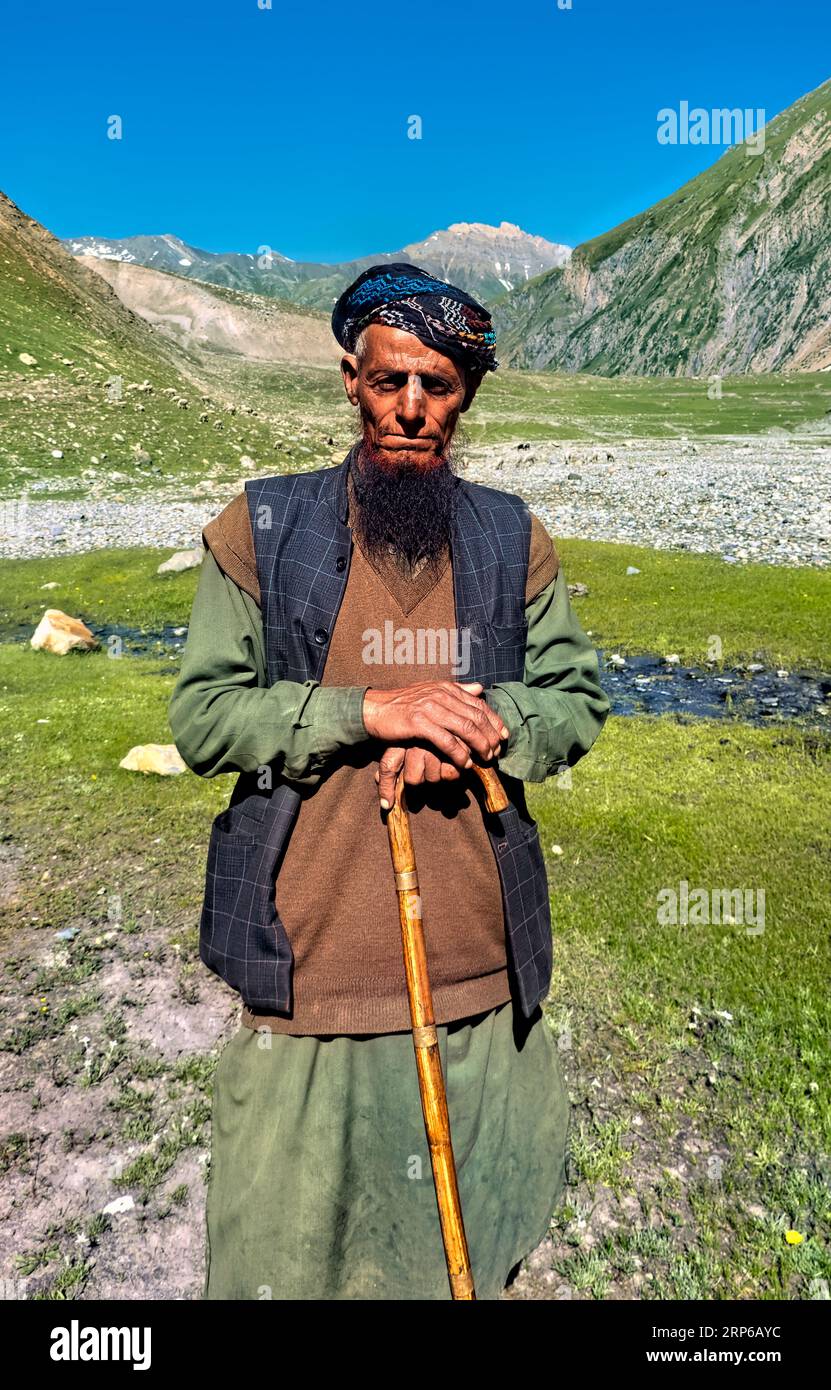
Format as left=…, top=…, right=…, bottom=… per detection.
left=204, top=998, right=571, bottom=1300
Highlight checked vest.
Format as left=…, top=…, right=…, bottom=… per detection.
left=198, top=447, right=554, bottom=1022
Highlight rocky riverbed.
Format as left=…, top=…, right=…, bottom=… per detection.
left=466, top=436, right=831, bottom=568
left=1, top=436, right=829, bottom=566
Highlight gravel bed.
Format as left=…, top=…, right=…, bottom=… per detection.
left=466, top=437, right=830, bottom=567
left=1, top=437, right=829, bottom=566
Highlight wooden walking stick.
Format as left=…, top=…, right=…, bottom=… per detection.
left=384, top=760, right=509, bottom=1301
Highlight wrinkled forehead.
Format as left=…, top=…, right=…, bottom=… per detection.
left=356, top=323, right=467, bottom=380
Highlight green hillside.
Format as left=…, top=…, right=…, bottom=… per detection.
left=495, top=79, right=831, bottom=376
left=0, top=193, right=320, bottom=498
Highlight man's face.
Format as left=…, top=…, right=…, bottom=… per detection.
left=340, top=323, right=479, bottom=470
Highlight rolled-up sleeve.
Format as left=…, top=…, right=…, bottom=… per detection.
left=167, top=548, right=369, bottom=785
left=484, top=568, right=610, bottom=782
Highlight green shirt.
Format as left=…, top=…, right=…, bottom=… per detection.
left=168, top=549, right=610, bottom=786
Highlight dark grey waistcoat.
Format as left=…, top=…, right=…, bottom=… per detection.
left=198, top=448, right=553, bottom=1021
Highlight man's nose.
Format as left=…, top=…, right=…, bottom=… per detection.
left=398, top=374, right=425, bottom=419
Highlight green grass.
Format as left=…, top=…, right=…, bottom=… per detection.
left=556, top=538, right=831, bottom=668
left=0, top=365, right=316, bottom=500
left=0, top=630, right=828, bottom=1298
left=537, top=715, right=830, bottom=1299
left=0, top=545, right=204, bottom=635
left=1, top=520, right=829, bottom=1299
left=0, top=207, right=350, bottom=498
left=464, top=368, right=831, bottom=444
left=3, top=538, right=828, bottom=670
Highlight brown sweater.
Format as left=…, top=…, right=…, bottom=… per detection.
left=203, top=476, right=559, bottom=1035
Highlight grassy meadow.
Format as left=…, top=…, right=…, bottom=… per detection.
left=3, top=355, right=830, bottom=503
left=0, top=538, right=828, bottom=1299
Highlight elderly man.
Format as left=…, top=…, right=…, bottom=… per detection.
left=168, top=262, right=610, bottom=1301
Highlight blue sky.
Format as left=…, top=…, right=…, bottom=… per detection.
left=1, top=0, right=828, bottom=262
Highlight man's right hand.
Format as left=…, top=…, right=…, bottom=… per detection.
left=362, top=680, right=510, bottom=772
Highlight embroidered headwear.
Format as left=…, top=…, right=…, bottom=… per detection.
left=331, top=262, right=499, bottom=374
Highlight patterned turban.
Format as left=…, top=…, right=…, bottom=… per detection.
left=331, top=262, right=499, bottom=374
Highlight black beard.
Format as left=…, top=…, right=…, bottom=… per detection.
left=349, top=436, right=461, bottom=572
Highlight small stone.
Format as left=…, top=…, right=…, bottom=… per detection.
left=626, top=566, right=641, bottom=575
left=31, top=610, right=99, bottom=655
left=18, top=352, right=38, bottom=366
left=157, top=548, right=203, bottom=575
left=119, top=743, right=188, bottom=776
left=102, top=1195, right=135, bottom=1216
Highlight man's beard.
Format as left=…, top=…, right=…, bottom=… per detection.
left=349, top=431, right=463, bottom=573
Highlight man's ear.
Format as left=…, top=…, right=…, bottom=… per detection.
left=461, top=368, right=485, bottom=412
left=340, top=353, right=360, bottom=405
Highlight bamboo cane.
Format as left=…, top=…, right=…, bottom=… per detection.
left=384, top=760, right=509, bottom=1301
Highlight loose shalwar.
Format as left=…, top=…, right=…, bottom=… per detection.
left=204, top=999, right=570, bottom=1300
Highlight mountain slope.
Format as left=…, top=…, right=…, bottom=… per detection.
left=0, top=192, right=186, bottom=382
left=64, top=221, right=571, bottom=311
left=78, top=257, right=337, bottom=367
left=494, top=78, right=831, bottom=375
left=0, top=192, right=290, bottom=496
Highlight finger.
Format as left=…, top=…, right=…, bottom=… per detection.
left=407, top=744, right=462, bottom=782
left=454, top=687, right=510, bottom=746
left=407, top=715, right=479, bottom=768
left=377, top=746, right=405, bottom=809
left=435, top=683, right=510, bottom=749
left=403, top=747, right=427, bottom=786
left=413, top=701, right=502, bottom=763
left=419, top=750, right=445, bottom=784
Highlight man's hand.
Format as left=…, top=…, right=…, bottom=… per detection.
left=362, top=680, right=510, bottom=808
left=372, top=744, right=460, bottom=808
